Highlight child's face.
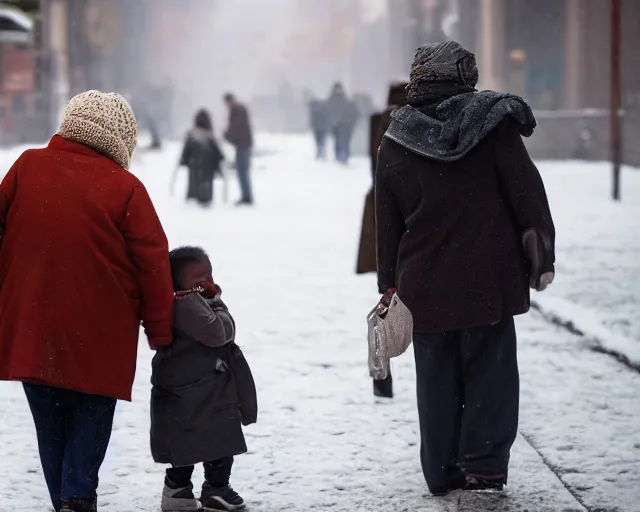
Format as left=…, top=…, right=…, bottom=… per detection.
left=178, top=260, right=213, bottom=290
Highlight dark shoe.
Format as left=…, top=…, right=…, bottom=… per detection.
left=373, top=374, right=393, bottom=398
left=465, top=475, right=506, bottom=492
left=162, top=479, right=201, bottom=511
left=234, top=200, right=253, bottom=207
left=430, top=475, right=466, bottom=496
left=201, top=483, right=245, bottom=510
left=59, top=499, right=97, bottom=512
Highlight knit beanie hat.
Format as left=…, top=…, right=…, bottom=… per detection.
left=406, top=41, right=478, bottom=106
left=58, top=90, right=138, bottom=170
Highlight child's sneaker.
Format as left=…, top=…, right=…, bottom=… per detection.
left=200, top=483, right=246, bottom=511
left=162, top=480, right=202, bottom=512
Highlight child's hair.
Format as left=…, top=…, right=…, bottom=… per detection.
left=169, top=246, right=211, bottom=291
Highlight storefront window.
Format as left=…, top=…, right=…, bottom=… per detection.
left=506, top=0, right=565, bottom=110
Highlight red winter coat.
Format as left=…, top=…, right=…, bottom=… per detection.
left=0, top=136, right=174, bottom=400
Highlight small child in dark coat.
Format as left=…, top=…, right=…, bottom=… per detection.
left=151, top=246, right=256, bottom=512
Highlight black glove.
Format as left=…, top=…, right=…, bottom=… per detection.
left=522, top=227, right=555, bottom=292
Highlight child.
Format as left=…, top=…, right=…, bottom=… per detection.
left=151, top=246, right=257, bottom=511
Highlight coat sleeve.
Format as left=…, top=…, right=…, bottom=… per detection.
left=224, top=106, right=252, bottom=148
left=174, top=293, right=235, bottom=348
left=121, top=182, right=174, bottom=349
left=369, top=113, right=380, bottom=179
left=179, top=136, right=192, bottom=167
left=211, top=138, right=225, bottom=167
left=375, top=143, right=406, bottom=294
left=224, top=110, right=237, bottom=145
left=494, top=120, right=556, bottom=269
left=0, top=159, right=19, bottom=239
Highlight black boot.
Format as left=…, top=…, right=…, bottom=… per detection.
left=373, top=372, right=393, bottom=398
left=59, top=499, right=97, bottom=512
left=465, top=475, right=506, bottom=492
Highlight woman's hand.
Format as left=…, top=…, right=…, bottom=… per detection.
left=376, top=288, right=397, bottom=318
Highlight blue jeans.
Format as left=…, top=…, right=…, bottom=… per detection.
left=23, top=384, right=117, bottom=511
left=236, top=149, right=253, bottom=203
left=333, top=127, right=352, bottom=164
left=314, top=131, right=327, bottom=159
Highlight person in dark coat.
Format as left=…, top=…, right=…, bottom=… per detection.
left=376, top=42, right=556, bottom=495
left=151, top=246, right=257, bottom=512
left=358, top=81, right=409, bottom=400
left=179, top=109, right=224, bottom=206
left=308, top=97, right=329, bottom=159
left=224, top=93, right=254, bottom=206
left=326, top=82, right=359, bottom=164
left=359, top=81, right=409, bottom=275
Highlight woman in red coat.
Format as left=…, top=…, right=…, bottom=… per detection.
left=0, top=90, right=174, bottom=512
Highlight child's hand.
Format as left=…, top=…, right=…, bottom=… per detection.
left=199, top=281, right=221, bottom=299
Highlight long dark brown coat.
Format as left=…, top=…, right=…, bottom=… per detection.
left=376, top=119, right=555, bottom=333
left=356, top=109, right=396, bottom=275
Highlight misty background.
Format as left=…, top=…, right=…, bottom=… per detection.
left=76, top=0, right=457, bottom=136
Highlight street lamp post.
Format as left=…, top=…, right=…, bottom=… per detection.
left=610, top=0, right=622, bottom=201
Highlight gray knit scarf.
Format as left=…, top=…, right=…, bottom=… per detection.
left=385, top=92, right=536, bottom=162
left=385, top=41, right=536, bottom=162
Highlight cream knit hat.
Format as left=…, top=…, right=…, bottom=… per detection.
left=58, top=90, right=138, bottom=170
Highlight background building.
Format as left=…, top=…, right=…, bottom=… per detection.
left=1, top=0, right=639, bottom=165
left=458, top=0, right=640, bottom=164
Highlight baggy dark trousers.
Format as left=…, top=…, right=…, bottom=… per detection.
left=166, top=457, right=234, bottom=488
left=23, top=384, right=116, bottom=512
left=413, top=316, right=519, bottom=494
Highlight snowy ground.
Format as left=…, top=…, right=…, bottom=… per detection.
left=533, top=160, right=640, bottom=366
left=0, top=135, right=639, bottom=511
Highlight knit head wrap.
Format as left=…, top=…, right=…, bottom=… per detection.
left=58, top=90, right=138, bottom=170
left=406, top=41, right=478, bottom=107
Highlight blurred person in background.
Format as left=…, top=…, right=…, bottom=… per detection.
left=357, top=81, right=408, bottom=400
left=224, top=93, right=254, bottom=206
left=376, top=42, right=555, bottom=496
left=308, top=94, right=329, bottom=160
left=326, top=82, right=359, bottom=164
left=178, top=109, right=225, bottom=207
left=0, top=91, right=174, bottom=512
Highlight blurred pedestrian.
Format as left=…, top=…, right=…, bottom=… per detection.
left=308, top=97, right=329, bottom=159
left=358, top=81, right=408, bottom=400
left=224, top=93, right=254, bottom=206
left=178, top=109, right=225, bottom=207
left=376, top=42, right=555, bottom=495
left=326, top=83, right=359, bottom=164
left=0, top=90, right=174, bottom=512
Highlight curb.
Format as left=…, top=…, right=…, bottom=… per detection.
left=531, top=300, right=640, bottom=372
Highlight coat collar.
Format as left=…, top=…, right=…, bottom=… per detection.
left=48, top=134, right=104, bottom=159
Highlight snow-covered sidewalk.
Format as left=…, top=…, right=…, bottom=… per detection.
left=0, top=136, right=638, bottom=511
left=533, top=161, right=640, bottom=367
